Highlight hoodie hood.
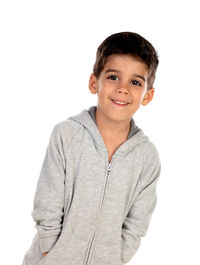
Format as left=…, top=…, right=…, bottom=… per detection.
left=68, top=105, right=149, bottom=154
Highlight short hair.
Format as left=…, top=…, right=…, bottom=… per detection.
left=92, top=31, right=159, bottom=90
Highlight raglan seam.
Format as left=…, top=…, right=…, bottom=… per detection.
left=57, top=120, right=83, bottom=149
left=139, top=141, right=160, bottom=189
left=137, top=142, right=146, bottom=191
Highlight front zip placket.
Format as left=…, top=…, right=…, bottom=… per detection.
left=83, top=153, right=116, bottom=265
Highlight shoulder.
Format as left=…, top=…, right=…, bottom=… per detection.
left=139, top=136, right=161, bottom=166
left=138, top=138, right=161, bottom=187
left=50, top=118, right=83, bottom=145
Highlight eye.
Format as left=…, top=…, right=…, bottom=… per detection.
left=107, top=75, right=119, bottom=80
left=131, top=80, right=142, bottom=86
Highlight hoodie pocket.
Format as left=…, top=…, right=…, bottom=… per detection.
left=21, top=233, right=43, bottom=265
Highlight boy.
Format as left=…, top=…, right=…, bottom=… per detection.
left=22, top=31, right=161, bottom=265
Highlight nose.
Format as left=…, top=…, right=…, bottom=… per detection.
left=116, top=86, right=129, bottom=95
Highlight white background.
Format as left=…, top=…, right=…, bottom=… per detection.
left=0, top=0, right=199, bottom=264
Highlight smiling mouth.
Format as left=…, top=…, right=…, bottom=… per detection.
left=111, top=98, right=129, bottom=106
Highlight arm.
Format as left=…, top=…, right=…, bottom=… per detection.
left=121, top=144, right=161, bottom=264
left=31, top=123, right=66, bottom=254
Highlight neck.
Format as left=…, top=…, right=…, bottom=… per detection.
left=95, top=107, right=131, bottom=139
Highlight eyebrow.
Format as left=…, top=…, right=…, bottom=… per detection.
left=104, top=68, right=146, bottom=82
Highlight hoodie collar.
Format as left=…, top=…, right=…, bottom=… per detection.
left=68, top=105, right=149, bottom=153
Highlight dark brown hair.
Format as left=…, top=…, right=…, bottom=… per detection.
left=92, top=31, right=159, bottom=90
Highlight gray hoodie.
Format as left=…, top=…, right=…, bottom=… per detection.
left=22, top=105, right=161, bottom=265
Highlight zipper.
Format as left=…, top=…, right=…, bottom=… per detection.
left=84, top=154, right=115, bottom=265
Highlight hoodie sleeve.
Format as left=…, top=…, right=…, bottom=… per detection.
left=121, top=143, right=161, bottom=264
left=31, top=123, right=66, bottom=254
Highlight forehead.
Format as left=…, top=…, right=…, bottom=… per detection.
left=102, top=54, right=149, bottom=77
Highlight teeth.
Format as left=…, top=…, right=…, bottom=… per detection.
left=113, top=99, right=128, bottom=105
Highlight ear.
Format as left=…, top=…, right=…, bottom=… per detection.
left=88, top=73, right=98, bottom=94
left=141, top=87, right=155, bottom=106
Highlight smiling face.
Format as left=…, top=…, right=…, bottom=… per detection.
left=89, top=54, right=155, bottom=125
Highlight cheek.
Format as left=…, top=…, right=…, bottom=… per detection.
left=132, top=90, right=144, bottom=100
left=135, top=88, right=146, bottom=99
left=97, top=89, right=108, bottom=101
left=98, top=84, right=110, bottom=95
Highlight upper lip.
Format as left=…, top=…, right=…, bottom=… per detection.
left=111, top=98, right=130, bottom=104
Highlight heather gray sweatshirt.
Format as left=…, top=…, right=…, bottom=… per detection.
left=22, top=105, right=161, bottom=265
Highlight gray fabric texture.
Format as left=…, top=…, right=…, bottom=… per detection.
left=21, top=105, right=161, bottom=265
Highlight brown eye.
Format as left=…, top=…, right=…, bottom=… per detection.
left=131, top=80, right=141, bottom=86
left=107, top=75, right=118, bottom=80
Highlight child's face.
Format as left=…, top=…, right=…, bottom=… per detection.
left=89, top=54, right=154, bottom=123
